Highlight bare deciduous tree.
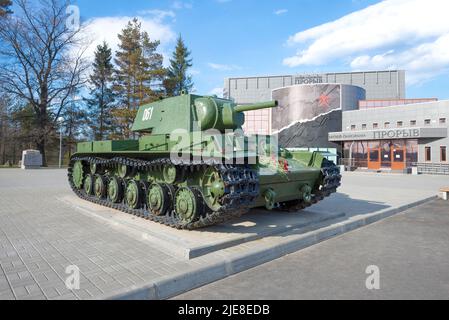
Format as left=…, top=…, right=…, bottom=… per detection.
left=0, top=0, right=89, bottom=165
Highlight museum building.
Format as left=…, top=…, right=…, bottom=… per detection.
left=224, top=69, right=449, bottom=174
left=328, top=100, right=449, bottom=172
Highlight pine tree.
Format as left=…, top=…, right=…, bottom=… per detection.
left=85, top=42, right=115, bottom=140
left=113, top=18, right=165, bottom=139
left=164, top=35, right=193, bottom=97
left=0, top=0, right=12, bottom=17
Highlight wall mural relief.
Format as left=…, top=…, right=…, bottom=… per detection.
left=272, top=84, right=343, bottom=149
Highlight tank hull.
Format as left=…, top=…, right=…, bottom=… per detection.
left=68, top=149, right=341, bottom=229
left=67, top=94, right=342, bottom=230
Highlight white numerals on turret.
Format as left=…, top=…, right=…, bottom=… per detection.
left=142, top=107, right=154, bottom=121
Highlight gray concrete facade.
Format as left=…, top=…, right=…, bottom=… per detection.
left=224, top=70, right=405, bottom=103
left=330, top=100, right=449, bottom=164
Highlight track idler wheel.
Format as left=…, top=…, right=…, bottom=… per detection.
left=72, top=161, right=84, bottom=189
left=300, top=185, right=313, bottom=204
left=147, top=183, right=173, bottom=216
left=263, top=188, right=277, bottom=210
left=108, top=176, right=124, bottom=204
left=174, top=187, right=202, bottom=224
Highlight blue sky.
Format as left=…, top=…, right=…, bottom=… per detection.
left=68, top=0, right=449, bottom=99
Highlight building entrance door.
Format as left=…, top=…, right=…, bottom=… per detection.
left=368, top=148, right=381, bottom=170
left=392, top=147, right=406, bottom=170
left=381, top=143, right=392, bottom=169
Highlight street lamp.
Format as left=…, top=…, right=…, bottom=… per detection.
left=57, top=117, right=65, bottom=169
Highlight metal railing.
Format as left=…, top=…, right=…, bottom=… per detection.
left=339, top=159, right=449, bottom=175
left=415, top=163, right=449, bottom=175
left=339, top=158, right=417, bottom=170
left=338, top=158, right=368, bottom=168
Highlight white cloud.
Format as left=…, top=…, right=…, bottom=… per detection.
left=172, top=1, right=193, bottom=9
left=189, top=68, right=201, bottom=75
left=207, top=63, right=241, bottom=71
left=209, top=87, right=224, bottom=97
left=351, top=35, right=449, bottom=84
left=137, top=9, right=176, bottom=22
left=283, top=0, right=449, bottom=84
left=84, top=15, right=176, bottom=65
left=274, top=9, right=288, bottom=15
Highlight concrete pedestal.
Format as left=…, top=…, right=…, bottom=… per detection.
left=60, top=195, right=345, bottom=260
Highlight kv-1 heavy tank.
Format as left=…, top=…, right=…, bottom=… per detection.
left=68, top=93, right=341, bottom=230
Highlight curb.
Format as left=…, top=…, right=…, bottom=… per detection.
left=101, top=196, right=437, bottom=300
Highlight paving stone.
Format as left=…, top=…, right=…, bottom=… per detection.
left=52, top=292, right=79, bottom=300
left=17, top=270, right=31, bottom=279
left=20, top=293, right=47, bottom=300
left=0, top=291, right=15, bottom=300
left=41, top=287, right=61, bottom=299
left=10, top=277, right=36, bottom=288
left=75, top=289, right=93, bottom=299
left=2, top=169, right=447, bottom=301
left=25, top=284, right=42, bottom=295
left=13, top=286, right=29, bottom=298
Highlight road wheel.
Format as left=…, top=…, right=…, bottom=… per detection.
left=125, top=180, right=142, bottom=209
left=175, top=187, right=201, bottom=224
left=108, top=176, right=124, bottom=203
left=94, top=175, right=107, bottom=199
left=147, top=183, right=172, bottom=216
left=201, top=167, right=225, bottom=211
left=84, top=174, right=94, bottom=196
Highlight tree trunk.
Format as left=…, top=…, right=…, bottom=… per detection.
left=36, top=138, right=46, bottom=167
left=36, top=107, right=48, bottom=167
left=0, top=111, right=5, bottom=165
left=38, top=84, right=49, bottom=167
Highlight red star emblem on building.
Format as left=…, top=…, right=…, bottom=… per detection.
left=318, top=94, right=330, bottom=107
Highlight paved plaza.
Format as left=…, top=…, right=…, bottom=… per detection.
left=175, top=199, right=449, bottom=300
left=0, top=169, right=447, bottom=300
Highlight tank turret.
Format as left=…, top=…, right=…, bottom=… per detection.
left=194, top=98, right=278, bottom=131
left=131, top=94, right=278, bottom=134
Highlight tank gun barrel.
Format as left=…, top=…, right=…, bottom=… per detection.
left=234, top=101, right=278, bottom=113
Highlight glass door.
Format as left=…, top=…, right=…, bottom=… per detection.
left=392, top=141, right=406, bottom=170
left=381, top=142, right=392, bottom=169
left=368, top=148, right=381, bottom=169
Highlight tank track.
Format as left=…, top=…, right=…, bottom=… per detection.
left=68, top=156, right=259, bottom=230
left=279, top=159, right=342, bottom=212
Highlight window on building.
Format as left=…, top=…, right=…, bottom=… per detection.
left=425, top=119, right=431, bottom=126
left=425, top=147, right=432, bottom=162
left=373, top=123, right=378, bottom=129
left=441, top=146, right=447, bottom=162
left=397, top=121, right=403, bottom=127
left=384, top=122, right=390, bottom=128
left=440, top=118, right=446, bottom=125
left=362, top=124, right=367, bottom=130
left=351, top=125, right=356, bottom=131
left=410, top=120, right=417, bottom=126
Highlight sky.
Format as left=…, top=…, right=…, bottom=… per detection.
left=45, top=0, right=449, bottom=99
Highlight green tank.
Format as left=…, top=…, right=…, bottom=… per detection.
left=68, top=93, right=341, bottom=230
